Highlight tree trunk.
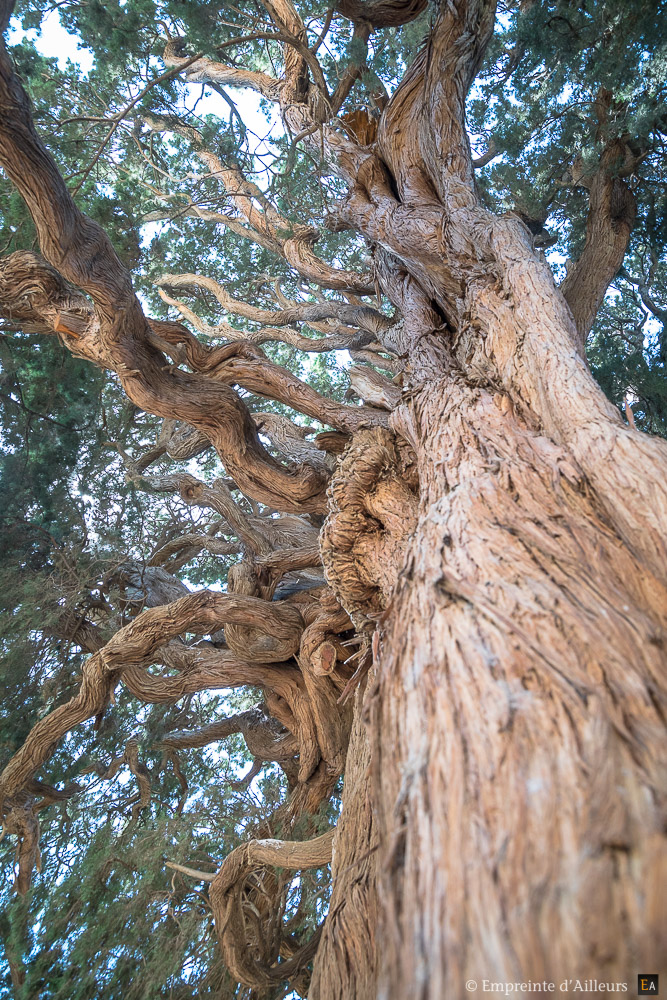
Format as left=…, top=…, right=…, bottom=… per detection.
left=312, top=344, right=667, bottom=1000
left=309, top=681, right=378, bottom=1000
left=375, top=379, right=667, bottom=996
left=310, top=7, right=667, bottom=996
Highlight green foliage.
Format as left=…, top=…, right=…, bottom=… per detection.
left=469, top=0, right=667, bottom=433
left=0, top=693, right=310, bottom=998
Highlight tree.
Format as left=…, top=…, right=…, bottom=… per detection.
left=0, top=0, right=666, bottom=997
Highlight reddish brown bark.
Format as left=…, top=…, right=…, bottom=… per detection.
left=309, top=683, right=378, bottom=1000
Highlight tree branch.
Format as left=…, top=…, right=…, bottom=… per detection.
left=142, top=113, right=374, bottom=292
left=207, top=828, right=334, bottom=989
left=0, top=589, right=306, bottom=821
left=0, top=32, right=331, bottom=512
left=334, top=0, right=427, bottom=28
left=561, top=140, right=638, bottom=351
left=158, top=271, right=391, bottom=334
left=0, top=252, right=328, bottom=512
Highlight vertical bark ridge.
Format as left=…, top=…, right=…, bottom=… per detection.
left=309, top=681, right=378, bottom=1000
left=372, top=377, right=667, bottom=998
left=560, top=141, right=637, bottom=352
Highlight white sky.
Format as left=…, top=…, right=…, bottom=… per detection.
left=9, top=10, right=282, bottom=157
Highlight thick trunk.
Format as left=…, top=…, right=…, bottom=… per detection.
left=313, top=10, right=667, bottom=987
left=317, top=364, right=667, bottom=998
left=372, top=376, right=667, bottom=997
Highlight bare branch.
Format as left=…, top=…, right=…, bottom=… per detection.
left=0, top=588, right=307, bottom=833
left=157, top=286, right=381, bottom=354
left=147, top=319, right=389, bottom=432
left=472, top=138, right=499, bottom=168
left=0, top=43, right=329, bottom=511
left=158, top=271, right=391, bottom=334
left=166, top=862, right=216, bottom=882
left=161, top=705, right=299, bottom=782
left=162, top=37, right=282, bottom=100
left=143, top=114, right=374, bottom=292
left=0, top=253, right=328, bottom=513
left=208, top=828, right=334, bottom=989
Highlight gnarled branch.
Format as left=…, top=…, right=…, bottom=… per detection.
left=207, top=828, right=334, bottom=989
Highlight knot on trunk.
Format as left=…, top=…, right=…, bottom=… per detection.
left=321, top=427, right=418, bottom=628
left=0, top=251, right=90, bottom=335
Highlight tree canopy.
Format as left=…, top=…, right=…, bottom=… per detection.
left=0, top=0, right=666, bottom=996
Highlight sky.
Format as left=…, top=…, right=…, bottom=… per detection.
left=9, top=7, right=94, bottom=70
left=8, top=8, right=283, bottom=159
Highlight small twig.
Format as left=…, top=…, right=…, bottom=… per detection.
left=70, top=52, right=205, bottom=195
